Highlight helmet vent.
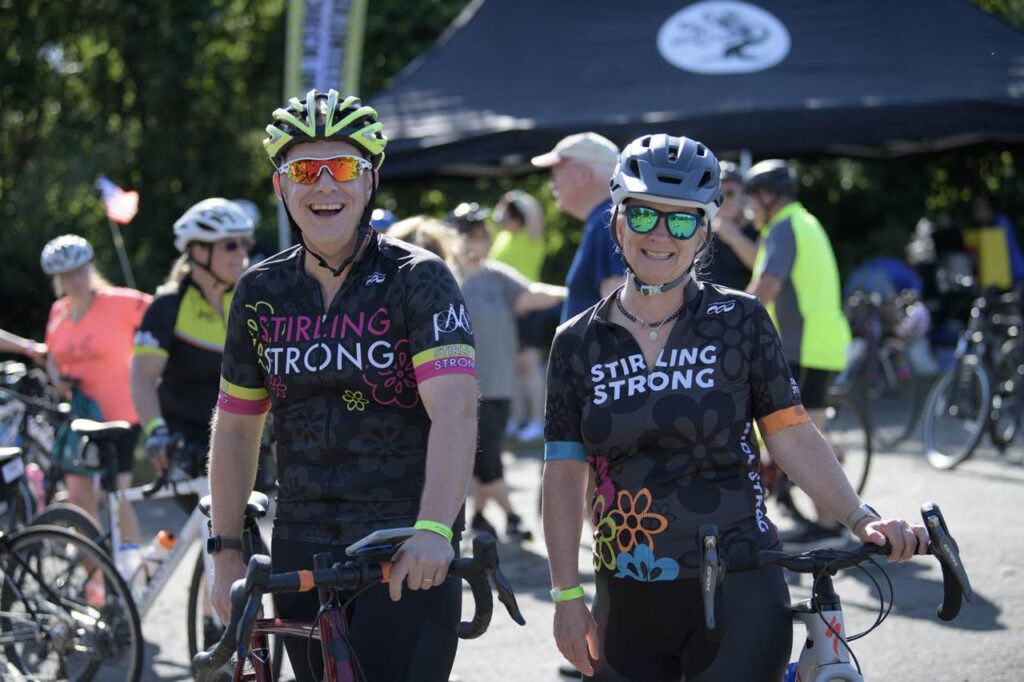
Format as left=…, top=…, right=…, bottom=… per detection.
left=658, top=175, right=682, bottom=185
left=641, top=136, right=652, bottom=148
left=629, top=159, right=641, bottom=176
left=697, top=144, right=707, bottom=156
left=699, top=171, right=712, bottom=187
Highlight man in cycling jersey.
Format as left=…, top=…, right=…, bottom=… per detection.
left=746, top=160, right=853, bottom=545
left=209, top=90, right=477, bottom=682
left=542, top=135, right=925, bottom=681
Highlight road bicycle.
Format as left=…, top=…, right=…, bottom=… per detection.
left=194, top=530, right=526, bottom=682
left=29, top=417, right=283, bottom=677
left=697, top=502, right=971, bottom=681
left=838, top=290, right=927, bottom=450
left=922, top=285, right=1024, bottom=468
left=761, top=392, right=872, bottom=527
left=0, top=506, right=142, bottom=679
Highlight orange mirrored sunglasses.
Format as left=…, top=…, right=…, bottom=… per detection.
left=277, top=155, right=372, bottom=184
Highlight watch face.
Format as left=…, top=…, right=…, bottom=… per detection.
left=206, top=537, right=218, bottom=554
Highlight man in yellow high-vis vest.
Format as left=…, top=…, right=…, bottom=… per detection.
left=747, top=159, right=853, bottom=546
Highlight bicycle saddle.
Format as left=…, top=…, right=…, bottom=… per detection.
left=198, top=491, right=269, bottom=519
left=70, top=418, right=133, bottom=439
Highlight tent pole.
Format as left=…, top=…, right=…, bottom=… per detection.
left=740, top=149, right=752, bottom=172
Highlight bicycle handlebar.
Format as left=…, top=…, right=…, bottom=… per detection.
left=193, top=532, right=525, bottom=674
left=698, top=502, right=972, bottom=637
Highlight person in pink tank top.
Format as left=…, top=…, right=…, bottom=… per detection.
left=41, top=234, right=149, bottom=546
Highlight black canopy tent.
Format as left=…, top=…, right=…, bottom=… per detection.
left=369, top=0, right=1024, bottom=178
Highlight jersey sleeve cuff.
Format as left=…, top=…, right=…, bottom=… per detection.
left=217, top=378, right=271, bottom=415
left=412, top=344, right=477, bottom=383
left=756, top=404, right=811, bottom=437
left=544, top=441, right=586, bottom=462
left=132, top=344, right=169, bottom=358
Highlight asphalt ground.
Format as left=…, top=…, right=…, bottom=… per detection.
left=132, top=423, right=1021, bottom=681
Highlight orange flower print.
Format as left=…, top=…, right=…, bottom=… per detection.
left=609, top=488, right=668, bottom=553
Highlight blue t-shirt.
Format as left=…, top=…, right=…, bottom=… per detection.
left=562, top=199, right=624, bottom=322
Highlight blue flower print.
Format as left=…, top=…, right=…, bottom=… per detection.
left=614, top=545, right=680, bottom=582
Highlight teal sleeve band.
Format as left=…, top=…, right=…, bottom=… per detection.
left=414, top=519, right=453, bottom=543
left=544, top=441, right=587, bottom=462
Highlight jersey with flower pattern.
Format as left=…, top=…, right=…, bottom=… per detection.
left=219, top=233, right=476, bottom=546
left=544, top=279, right=808, bottom=581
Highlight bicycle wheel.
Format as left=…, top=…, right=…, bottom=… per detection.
left=782, top=395, right=872, bottom=526
left=990, top=339, right=1024, bottom=449
left=0, top=525, right=142, bottom=681
left=922, top=361, right=992, bottom=469
left=31, top=502, right=106, bottom=548
left=863, top=343, right=922, bottom=450
left=187, top=544, right=283, bottom=680
left=0, top=479, right=34, bottom=534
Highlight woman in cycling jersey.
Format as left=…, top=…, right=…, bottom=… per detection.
left=130, top=198, right=254, bottom=474
left=542, top=134, right=929, bottom=682
left=208, top=90, right=478, bottom=682
left=41, top=234, right=147, bottom=547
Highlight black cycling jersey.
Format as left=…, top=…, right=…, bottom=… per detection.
left=544, top=279, right=809, bottom=580
left=133, top=277, right=232, bottom=445
left=218, top=234, right=477, bottom=546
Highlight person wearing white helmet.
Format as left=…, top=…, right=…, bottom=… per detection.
left=42, top=234, right=150, bottom=560
left=131, top=198, right=254, bottom=474
left=542, top=135, right=926, bottom=681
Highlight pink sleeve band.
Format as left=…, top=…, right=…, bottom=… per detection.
left=217, top=391, right=271, bottom=416
left=413, top=355, right=477, bottom=383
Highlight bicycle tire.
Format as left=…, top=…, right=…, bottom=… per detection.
left=989, top=339, right=1024, bottom=449
left=782, top=395, right=872, bottom=525
left=867, top=343, right=923, bottom=450
left=0, top=479, right=35, bottom=533
left=922, top=362, right=991, bottom=469
left=0, top=525, right=143, bottom=681
left=187, top=537, right=283, bottom=680
left=31, top=502, right=106, bottom=548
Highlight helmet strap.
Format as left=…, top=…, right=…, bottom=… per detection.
left=281, top=171, right=378, bottom=278
left=610, top=205, right=711, bottom=296
left=187, top=245, right=235, bottom=288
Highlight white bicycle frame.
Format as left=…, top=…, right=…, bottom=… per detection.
left=791, top=603, right=863, bottom=682
left=107, top=474, right=212, bottom=619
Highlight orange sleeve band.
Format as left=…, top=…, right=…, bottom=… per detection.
left=297, top=570, right=315, bottom=593
left=380, top=562, right=392, bottom=584
left=757, top=404, right=811, bottom=437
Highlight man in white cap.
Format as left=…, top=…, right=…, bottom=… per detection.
left=532, top=132, right=625, bottom=322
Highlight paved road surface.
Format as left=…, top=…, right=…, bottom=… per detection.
left=135, top=432, right=1020, bottom=681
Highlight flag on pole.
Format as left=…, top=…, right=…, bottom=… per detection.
left=96, top=175, right=139, bottom=225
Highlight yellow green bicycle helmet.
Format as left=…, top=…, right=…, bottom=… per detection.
left=263, top=89, right=387, bottom=169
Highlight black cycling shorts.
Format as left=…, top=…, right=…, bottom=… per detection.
left=271, top=537, right=461, bottom=682
left=788, top=363, right=833, bottom=410
left=474, top=399, right=510, bottom=484
left=586, top=568, right=791, bottom=682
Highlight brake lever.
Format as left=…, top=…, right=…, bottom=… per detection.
left=489, top=566, right=526, bottom=626
left=698, top=524, right=724, bottom=642
left=921, top=503, right=973, bottom=622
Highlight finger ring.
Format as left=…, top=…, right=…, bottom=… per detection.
left=422, top=578, right=433, bottom=583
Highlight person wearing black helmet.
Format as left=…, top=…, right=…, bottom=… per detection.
left=745, top=159, right=853, bottom=546
left=542, top=135, right=925, bottom=681
left=702, top=162, right=760, bottom=290
left=209, top=90, right=479, bottom=681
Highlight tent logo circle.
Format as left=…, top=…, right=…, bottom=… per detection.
left=657, top=1, right=791, bottom=74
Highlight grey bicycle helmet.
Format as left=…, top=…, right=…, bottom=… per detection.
left=40, top=234, right=94, bottom=275
left=744, top=159, right=796, bottom=195
left=609, top=134, right=722, bottom=222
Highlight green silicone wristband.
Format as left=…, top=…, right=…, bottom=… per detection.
left=144, top=417, right=167, bottom=437
left=551, top=585, right=585, bottom=603
left=414, top=519, right=453, bottom=543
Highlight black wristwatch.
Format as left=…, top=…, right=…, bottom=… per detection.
left=206, top=535, right=243, bottom=555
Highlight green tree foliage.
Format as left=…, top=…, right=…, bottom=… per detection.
left=1, top=0, right=1021, bottom=342
left=0, top=0, right=285, bottom=337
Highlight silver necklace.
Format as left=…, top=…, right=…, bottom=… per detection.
left=614, top=292, right=686, bottom=341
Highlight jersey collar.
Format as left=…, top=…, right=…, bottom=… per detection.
left=592, top=277, right=704, bottom=326
left=763, top=201, right=804, bottom=235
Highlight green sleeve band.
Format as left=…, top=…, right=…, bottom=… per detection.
left=414, top=519, right=453, bottom=543
left=144, top=417, right=167, bottom=437
left=551, top=585, right=585, bottom=603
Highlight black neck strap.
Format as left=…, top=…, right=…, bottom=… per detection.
left=188, top=245, right=235, bottom=288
